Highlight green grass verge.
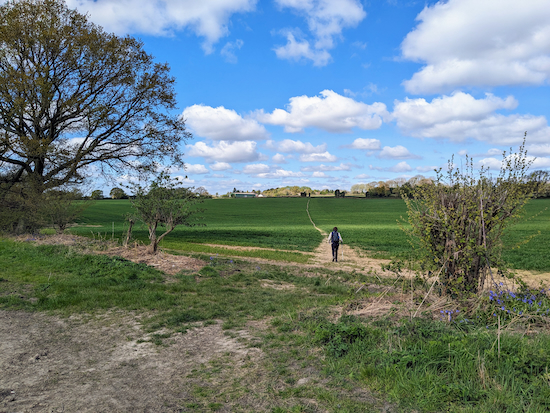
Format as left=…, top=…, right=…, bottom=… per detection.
left=0, top=239, right=342, bottom=330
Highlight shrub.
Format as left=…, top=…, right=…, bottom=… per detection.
left=403, top=138, right=536, bottom=296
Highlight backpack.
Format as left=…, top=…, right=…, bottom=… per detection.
left=331, top=231, right=339, bottom=244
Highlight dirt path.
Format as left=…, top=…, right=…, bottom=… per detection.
left=305, top=199, right=401, bottom=275
left=0, top=311, right=264, bottom=412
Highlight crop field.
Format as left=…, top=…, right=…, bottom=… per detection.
left=72, top=197, right=550, bottom=271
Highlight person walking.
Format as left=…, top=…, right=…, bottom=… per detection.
left=327, top=227, right=343, bottom=262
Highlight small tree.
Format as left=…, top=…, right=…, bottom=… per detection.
left=43, top=190, right=90, bottom=233
left=129, top=173, right=203, bottom=253
left=91, top=190, right=104, bottom=200
left=403, top=139, right=536, bottom=296
left=194, top=186, right=211, bottom=198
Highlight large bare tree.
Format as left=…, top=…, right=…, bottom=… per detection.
left=0, top=0, right=190, bottom=195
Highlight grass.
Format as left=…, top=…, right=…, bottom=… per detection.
left=307, top=198, right=411, bottom=260
left=1, top=238, right=550, bottom=411
left=0, top=239, right=345, bottom=330
left=73, top=198, right=322, bottom=251
left=291, top=313, right=550, bottom=413
left=72, top=197, right=550, bottom=271
left=165, top=243, right=311, bottom=263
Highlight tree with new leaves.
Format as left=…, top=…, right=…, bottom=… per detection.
left=128, top=173, right=203, bottom=253
left=90, top=190, right=103, bottom=200
left=0, top=0, right=190, bottom=198
left=109, top=187, right=127, bottom=199
left=402, top=138, right=537, bottom=296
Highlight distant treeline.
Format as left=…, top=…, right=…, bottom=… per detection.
left=249, top=170, right=550, bottom=199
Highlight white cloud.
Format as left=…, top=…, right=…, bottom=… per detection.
left=348, top=138, right=381, bottom=150
left=174, top=176, right=195, bottom=185
left=185, top=164, right=210, bottom=174
left=528, top=144, right=550, bottom=157
left=67, top=0, right=257, bottom=53
left=487, top=148, right=503, bottom=156
left=257, top=90, right=388, bottom=133
left=477, top=157, right=505, bottom=170
left=394, top=92, right=517, bottom=130
left=393, top=92, right=550, bottom=144
left=183, top=105, right=269, bottom=141
left=274, top=0, right=366, bottom=65
left=187, top=141, right=262, bottom=163
left=301, top=163, right=353, bottom=172
left=274, top=31, right=332, bottom=66
left=478, top=155, right=550, bottom=170
left=415, top=165, right=438, bottom=173
left=390, top=162, right=413, bottom=173
left=272, top=153, right=287, bottom=163
left=312, top=171, right=328, bottom=178
left=210, top=162, right=232, bottom=171
left=257, top=169, right=305, bottom=179
left=300, top=151, right=338, bottom=162
left=378, top=145, right=421, bottom=160
left=243, top=163, right=270, bottom=174
left=268, top=139, right=326, bottom=154
left=533, top=157, right=550, bottom=168
left=354, top=173, right=370, bottom=179
left=221, top=39, right=244, bottom=63
left=400, top=0, right=550, bottom=93
left=370, top=162, right=413, bottom=173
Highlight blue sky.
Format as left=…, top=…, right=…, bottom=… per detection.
left=65, top=0, right=550, bottom=194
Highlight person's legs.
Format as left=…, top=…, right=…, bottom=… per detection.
left=332, top=244, right=339, bottom=262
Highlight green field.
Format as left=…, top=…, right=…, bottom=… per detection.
left=3, top=198, right=550, bottom=411
left=72, top=197, right=550, bottom=271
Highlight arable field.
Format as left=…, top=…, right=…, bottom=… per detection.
left=2, top=197, right=550, bottom=412
left=72, top=197, right=550, bottom=271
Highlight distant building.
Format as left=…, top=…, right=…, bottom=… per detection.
left=234, top=192, right=257, bottom=198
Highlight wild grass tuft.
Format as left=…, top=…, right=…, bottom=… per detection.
left=294, top=312, right=550, bottom=412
